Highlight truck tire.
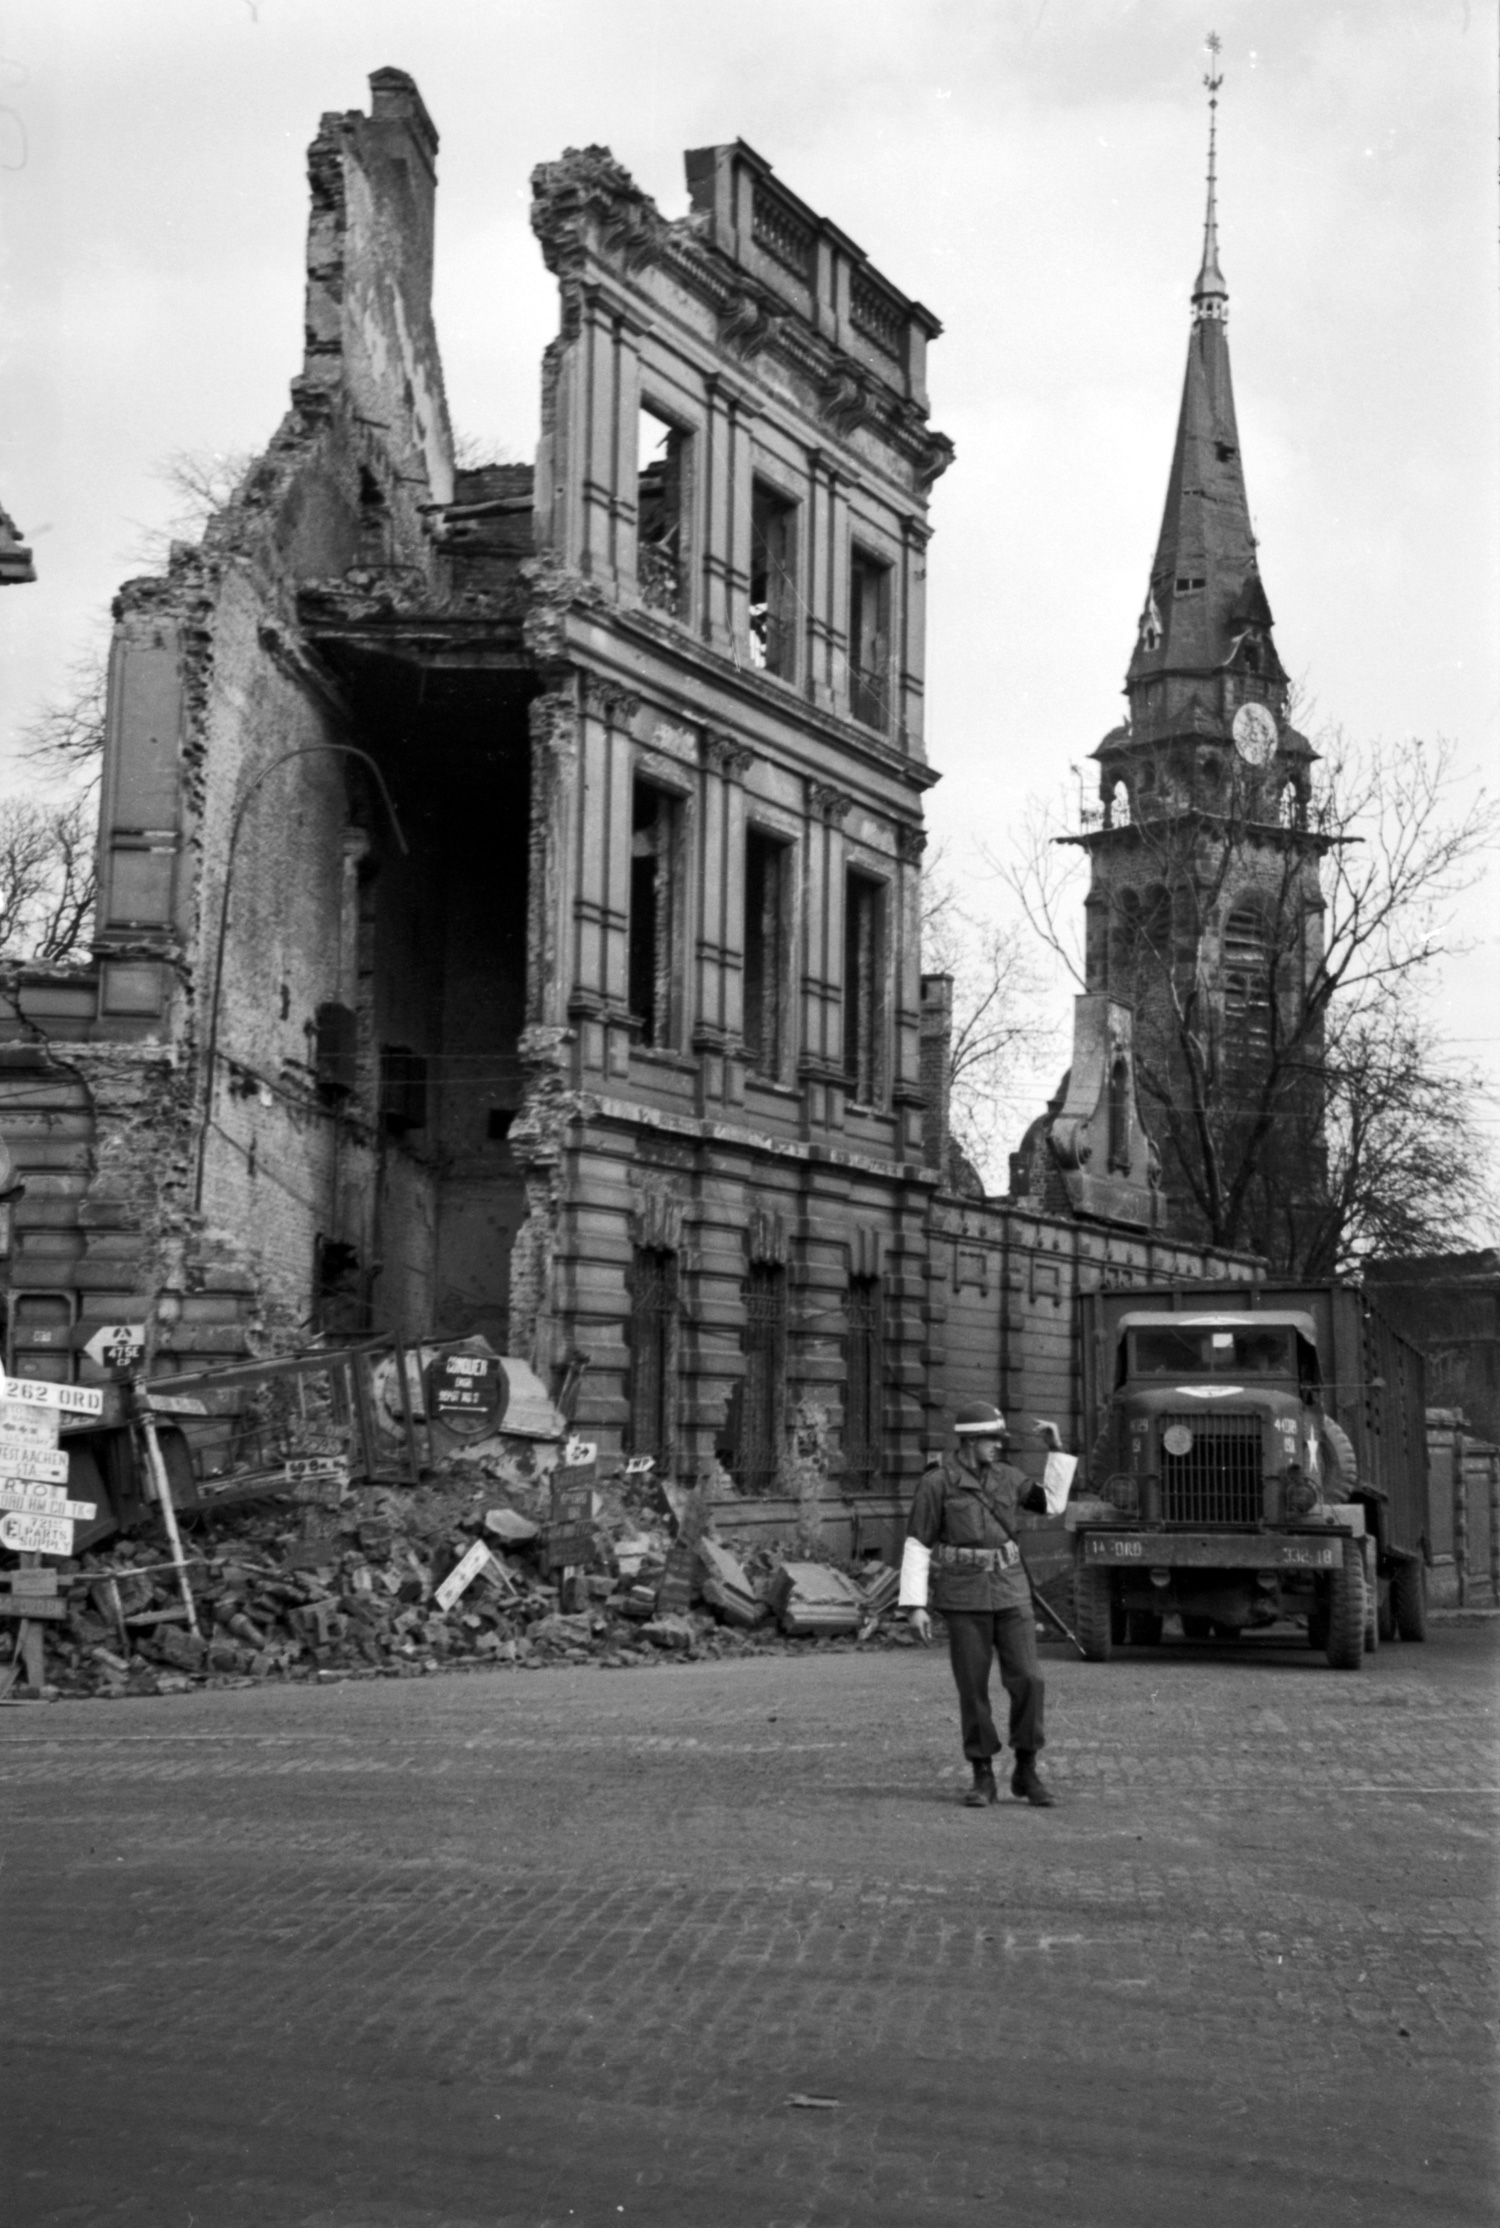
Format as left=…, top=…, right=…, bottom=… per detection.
left=1325, top=1540, right=1366, bottom=1670
left=1320, top=1419, right=1359, bottom=1499
left=1127, top=1610, right=1164, bottom=1646
left=1392, top=1556, right=1428, bottom=1642
left=1075, top=1563, right=1114, bottom=1662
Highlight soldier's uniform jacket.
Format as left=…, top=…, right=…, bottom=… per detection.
left=905, top=1446, right=1048, bottom=1614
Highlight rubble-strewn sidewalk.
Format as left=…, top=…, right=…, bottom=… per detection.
left=29, top=1474, right=919, bottom=1700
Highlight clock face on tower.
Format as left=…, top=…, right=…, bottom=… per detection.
left=1232, top=701, right=1279, bottom=766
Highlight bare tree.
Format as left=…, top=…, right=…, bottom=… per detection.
left=18, top=643, right=109, bottom=775
left=123, top=446, right=257, bottom=570
left=996, top=735, right=1497, bottom=1271
left=0, top=796, right=97, bottom=964
left=921, top=857, right=1058, bottom=1188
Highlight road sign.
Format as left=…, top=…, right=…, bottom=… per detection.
left=426, top=1351, right=504, bottom=1435
left=0, top=1442, right=69, bottom=1483
left=0, top=1400, right=60, bottom=1447
left=434, top=1538, right=496, bottom=1613
left=284, top=1454, right=349, bottom=1504
left=141, top=1392, right=208, bottom=1416
left=0, top=1481, right=95, bottom=1520
left=0, top=1378, right=104, bottom=1418
left=0, top=1510, right=76, bottom=1556
left=82, top=1323, right=147, bottom=1372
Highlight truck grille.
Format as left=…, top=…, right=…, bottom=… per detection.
left=1160, top=1413, right=1264, bottom=1527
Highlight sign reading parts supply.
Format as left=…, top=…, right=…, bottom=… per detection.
left=0, top=1510, right=77, bottom=1557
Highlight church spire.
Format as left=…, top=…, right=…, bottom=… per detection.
left=1192, top=32, right=1228, bottom=320
left=1125, top=35, right=1284, bottom=725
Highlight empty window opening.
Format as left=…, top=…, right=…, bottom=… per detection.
left=848, top=549, right=892, bottom=731
left=627, top=1246, right=678, bottom=1466
left=637, top=405, right=687, bottom=615
left=486, top=1108, right=515, bottom=1144
left=734, top=1262, right=787, bottom=1493
left=1174, top=574, right=1206, bottom=595
left=314, top=1001, right=358, bottom=1101
left=843, top=1275, right=884, bottom=1491
left=1223, top=900, right=1275, bottom=1072
left=744, top=830, right=792, bottom=1079
left=749, top=482, right=798, bottom=679
left=1107, top=1055, right=1131, bottom=1173
left=379, top=1046, right=429, bottom=1136
left=843, top=870, right=885, bottom=1105
left=1113, top=883, right=1172, bottom=987
left=629, top=781, right=683, bottom=1049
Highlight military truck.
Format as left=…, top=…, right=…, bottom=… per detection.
left=1070, top=1283, right=1430, bottom=1669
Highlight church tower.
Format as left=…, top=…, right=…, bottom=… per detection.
left=1068, top=47, right=1330, bottom=1261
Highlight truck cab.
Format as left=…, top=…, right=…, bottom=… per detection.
left=1071, top=1286, right=1430, bottom=1669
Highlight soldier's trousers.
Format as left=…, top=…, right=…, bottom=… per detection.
left=945, top=1607, right=1045, bottom=1759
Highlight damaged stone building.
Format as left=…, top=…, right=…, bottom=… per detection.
left=0, top=71, right=1253, bottom=1544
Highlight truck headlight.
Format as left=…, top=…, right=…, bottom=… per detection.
left=1102, top=1473, right=1139, bottom=1516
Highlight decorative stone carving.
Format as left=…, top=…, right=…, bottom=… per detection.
left=1045, top=997, right=1165, bottom=1231
left=701, top=732, right=754, bottom=781
left=581, top=674, right=643, bottom=728
left=818, top=365, right=874, bottom=436
left=746, top=1203, right=788, bottom=1266
left=894, top=823, right=927, bottom=864
left=630, top=1182, right=686, bottom=1254
left=912, top=430, right=956, bottom=493
left=530, top=146, right=665, bottom=278
left=718, top=289, right=786, bottom=361
left=809, top=782, right=853, bottom=826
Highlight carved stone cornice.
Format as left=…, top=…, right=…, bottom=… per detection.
left=894, top=823, right=927, bottom=864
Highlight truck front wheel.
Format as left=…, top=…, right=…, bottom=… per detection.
left=1391, top=1556, right=1428, bottom=1642
left=1075, top=1564, right=1114, bottom=1662
left=1325, top=1540, right=1367, bottom=1670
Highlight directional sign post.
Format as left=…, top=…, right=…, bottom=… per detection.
left=0, top=1511, right=77, bottom=1557
left=0, top=1481, right=94, bottom=1519
left=0, top=1378, right=104, bottom=1419
left=0, top=1443, right=69, bottom=1484
left=82, top=1323, right=147, bottom=1375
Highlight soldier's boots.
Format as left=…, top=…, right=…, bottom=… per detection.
left=1010, top=1751, right=1057, bottom=1807
left=965, top=1761, right=999, bottom=1807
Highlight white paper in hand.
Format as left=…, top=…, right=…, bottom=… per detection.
left=1041, top=1451, right=1078, bottom=1516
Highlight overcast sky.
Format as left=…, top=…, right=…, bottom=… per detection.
left=1, top=0, right=1495, bottom=1173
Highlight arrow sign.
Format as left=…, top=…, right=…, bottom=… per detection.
left=0, top=1511, right=75, bottom=1556
left=0, top=1443, right=70, bottom=1484
left=82, top=1323, right=147, bottom=1373
left=0, top=1481, right=94, bottom=1519
left=0, top=1400, right=60, bottom=1448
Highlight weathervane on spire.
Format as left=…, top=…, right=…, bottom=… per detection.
left=1193, top=30, right=1229, bottom=322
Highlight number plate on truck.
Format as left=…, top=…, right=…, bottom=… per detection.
left=1274, top=1540, right=1339, bottom=1568
left=1083, top=1536, right=1146, bottom=1560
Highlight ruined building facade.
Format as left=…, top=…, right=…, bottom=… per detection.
left=0, top=74, right=1255, bottom=1540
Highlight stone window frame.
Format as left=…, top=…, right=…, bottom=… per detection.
left=635, top=390, right=696, bottom=624
left=742, top=819, right=797, bottom=1084
left=846, top=529, right=897, bottom=734
left=842, top=860, right=891, bottom=1109
left=628, top=767, right=694, bottom=1054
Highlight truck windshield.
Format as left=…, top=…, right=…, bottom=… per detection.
left=1129, top=1327, right=1295, bottom=1377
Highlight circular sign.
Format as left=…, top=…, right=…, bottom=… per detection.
left=1232, top=701, right=1278, bottom=766
left=1163, top=1423, right=1194, bottom=1457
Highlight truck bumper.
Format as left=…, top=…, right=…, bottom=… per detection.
left=1078, top=1528, right=1355, bottom=1572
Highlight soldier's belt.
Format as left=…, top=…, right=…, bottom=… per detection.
left=932, top=1541, right=1020, bottom=1573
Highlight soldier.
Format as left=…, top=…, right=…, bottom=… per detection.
left=900, top=1400, right=1075, bottom=1808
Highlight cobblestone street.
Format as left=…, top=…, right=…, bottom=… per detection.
left=3, top=1620, right=1496, bottom=2228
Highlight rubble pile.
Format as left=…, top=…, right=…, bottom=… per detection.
left=11, top=1477, right=917, bottom=1700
